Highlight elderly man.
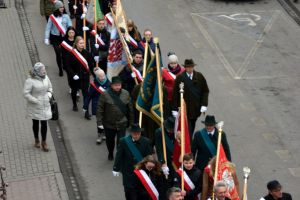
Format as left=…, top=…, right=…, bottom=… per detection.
left=192, top=115, right=231, bottom=170
left=167, top=187, right=184, bottom=200
left=96, top=76, right=133, bottom=160
left=172, top=59, right=209, bottom=142
left=113, top=124, right=153, bottom=200
left=214, top=181, right=231, bottom=200
left=260, top=180, right=292, bottom=200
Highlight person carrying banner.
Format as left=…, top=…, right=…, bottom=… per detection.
left=65, top=36, right=95, bottom=111
left=45, top=0, right=72, bottom=77
left=260, top=180, right=292, bottom=200
left=201, top=157, right=239, bottom=200
left=133, top=155, right=166, bottom=200
left=112, top=124, right=153, bottom=200
left=138, top=29, right=156, bottom=55
left=96, top=76, right=133, bottom=160
left=192, top=115, right=231, bottom=171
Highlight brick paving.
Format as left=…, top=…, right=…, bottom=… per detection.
left=0, top=6, right=69, bottom=200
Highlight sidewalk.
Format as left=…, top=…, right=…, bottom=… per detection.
left=0, top=2, right=69, bottom=200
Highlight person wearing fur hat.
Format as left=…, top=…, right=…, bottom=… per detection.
left=162, top=52, right=184, bottom=102
left=172, top=58, right=209, bottom=142
left=44, top=0, right=72, bottom=76
left=23, top=62, right=53, bottom=152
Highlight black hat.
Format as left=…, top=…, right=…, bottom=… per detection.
left=183, top=59, right=196, bottom=67
left=267, top=180, right=281, bottom=191
left=129, top=124, right=144, bottom=133
left=201, top=115, right=217, bottom=126
left=164, top=116, right=175, bottom=130
left=111, top=76, right=122, bottom=84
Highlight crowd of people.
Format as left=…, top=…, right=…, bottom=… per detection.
left=20, top=0, right=294, bottom=199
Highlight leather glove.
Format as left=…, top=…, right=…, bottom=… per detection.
left=98, top=125, right=104, bottom=129
left=131, top=72, right=136, bottom=78
left=73, top=75, right=79, bottom=80
left=82, top=26, right=89, bottom=31
left=44, top=39, right=50, bottom=45
left=172, top=110, right=178, bottom=118
left=162, top=166, right=169, bottom=176
left=47, top=92, right=52, bottom=99
left=94, top=56, right=99, bottom=62
left=73, top=5, right=77, bottom=10
left=112, top=171, right=120, bottom=177
left=94, top=43, right=99, bottom=49
left=200, top=106, right=207, bottom=113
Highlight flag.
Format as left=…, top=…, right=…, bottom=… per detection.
left=86, top=0, right=103, bottom=26
left=115, top=0, right=128, bottom=34
left=136, top=52, right=161, bottom=125
left=172, top=101, right=191, bottom=169
left=216, top=145, right=240, bottom=200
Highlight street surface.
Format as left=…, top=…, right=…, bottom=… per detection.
left=2, top=0, right=299, bottom=199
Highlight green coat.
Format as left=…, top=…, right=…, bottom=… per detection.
left=40, top=0, right=55, bottom=17
left=192, top=128, right=231, bottom=170
left=173, top=70, right=209, bottom=120
left=113, top=136, right=153, bottom=188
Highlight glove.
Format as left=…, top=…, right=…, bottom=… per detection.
left=98, top=125, right=104, bottom=129
left=172, top=110, right=178, bottom=118
left=94, top=56, right=99, bottom=62
left=94, top=43, right=99, bottom=49
left=80, top=13, right=86, bottom=19
left=73, top=5, right=77, bottom=10
left=112, top=171, right=120, bottom=177
left=200, top=106, right=207, bottom=113
left=44, top=39, right=50, bottom=45
left=131, top=72, right=136, bottom=78
left=47, top=92, right=52, bottom=99
left=162, top=166, right=169, bottom=176
left=73, top=75, right=79, bottom=80
left=82, top=26, right=89, bottom=31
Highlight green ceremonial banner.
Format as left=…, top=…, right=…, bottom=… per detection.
left=86, top=0, right=103, bottom=25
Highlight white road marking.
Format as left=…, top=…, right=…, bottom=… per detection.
left=218, top=13, right=261, bottom=27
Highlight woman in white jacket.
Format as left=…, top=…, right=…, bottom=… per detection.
left=23, top=62, right=53, bottom=152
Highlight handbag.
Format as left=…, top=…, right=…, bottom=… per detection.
left=50, top=95, right=59, bottom=120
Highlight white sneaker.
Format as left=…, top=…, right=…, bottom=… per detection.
left=102, top=135, right=106, bottom=140
left=96, top=137, right=102, bottom=144
left=69, top=88, right=72, bottom=94
left=76, top=91, right=80, bottom=97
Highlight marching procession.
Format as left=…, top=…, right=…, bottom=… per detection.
left=19, top=0, right=294, bottom=199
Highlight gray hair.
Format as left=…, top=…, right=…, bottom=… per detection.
left=213, top=181, right=227, bottom=192
left=166, top=187, right=181, bottom=199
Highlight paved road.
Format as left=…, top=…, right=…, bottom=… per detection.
left=23, top=0, right=300, bottom=199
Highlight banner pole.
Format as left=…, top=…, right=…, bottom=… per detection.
left=179, top=83, right=185, bottom=191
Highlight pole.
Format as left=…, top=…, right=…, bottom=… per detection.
left=179, top=83, right=185, bottom=191
left=138, top=41, right=149, bottom=127
left=109, top=5, right=138, bottom=85
left=153, top=37, right=167, bottom=172
left=242, top=167, right=251, bottom=200
left=82, top=0, right=87, bottom=49
left=212, top=121, right=224, bottom=200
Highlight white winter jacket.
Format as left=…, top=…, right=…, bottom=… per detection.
left=23, top=74, right=53, bottom=120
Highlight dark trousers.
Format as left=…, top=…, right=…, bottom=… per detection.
left=124, top=187, right=138, bottom=200
left=83, top=93, right=99, bottom=115
left=52, top=44, right=63, bottom=73
left=70, top=79, right=80, bottom=106
left=104, top=128, right=126, bottom=156
left=188, top=118, right=197, bottom=143
left=32, top=119, right=47, bottom=141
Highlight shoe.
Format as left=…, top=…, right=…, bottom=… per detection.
left=76, top=91, right=80, bottom=97
left=73, top=104, right=78, bottom=111
left=59, top=70, right=63, bottom=77
left=69, top=88, right=72, bottom=94
left=96, top=136, right=102, bottom=145
left=84, top=111, right=91, bottom=120
left=108, top=154, right=114, bottom=161
left=34, top=139, right=40, bottom=148
left=102, top=135, right=106, bottom=140
left=41, top=141, right=49, bottom=152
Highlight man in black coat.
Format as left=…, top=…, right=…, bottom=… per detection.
left=192, top=115, right=231, bottom=170
left=261, top=180, right=292, bottom=200
left=214, top=181, right=231, bottom=200
left=112, top=124, right=153, bottom=200
left=172, top=59, right=209, bottom=142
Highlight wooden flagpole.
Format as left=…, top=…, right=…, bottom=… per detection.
left=82, top=0, right=87, bottom=49
left=109, top=5, right=138, bottom=85
left=179, top=82, right=185, bottom=191
left=138, top=41, right=149, bottom=127
left=93, top=0, right=98, bottom=68
left=212, top=121, right=224, bottom=200
left=153, top=37, right=167, bottom=174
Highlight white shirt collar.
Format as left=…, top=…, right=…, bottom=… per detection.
left=207, top=129, right=215, bottom=135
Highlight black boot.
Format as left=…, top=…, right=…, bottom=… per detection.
left=84, top=111, right=91, bottom=120
left=73, top=104, right=78, bottom=111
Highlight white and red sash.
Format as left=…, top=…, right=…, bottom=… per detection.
left=126, top=35, right=138, bottom=48
left=60, top=41, right=73, bottom=53
left=90, top=30, right=105, bottom=46
left=105, top=13, right=113, bottom=27
left=163, top=68, right=176, bottom=80
left=71, top=49, right=90, bottom=73
left=176, top=169, right=195, bottom=191
left=49, top=14, right=66, bottom=36
left=90, top=82, right=105, bottom=94
left=134, top=169, right=159, bottom=200
left=132, top=66, right=143, bottom=82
